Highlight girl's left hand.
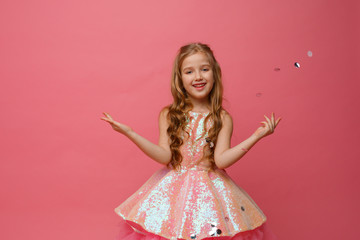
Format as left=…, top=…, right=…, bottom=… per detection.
left=252, top=112, right=282, bottom=139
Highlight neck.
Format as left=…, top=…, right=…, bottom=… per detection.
left=189, top=101, right=211, bottom=112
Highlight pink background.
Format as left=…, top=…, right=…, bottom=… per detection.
left=0, top=0, right=359, bottom=239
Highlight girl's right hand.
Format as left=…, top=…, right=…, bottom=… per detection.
left=100, top=112, right=132, bottom=135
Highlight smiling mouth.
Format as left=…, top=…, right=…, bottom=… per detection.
left=193, top=83, right=206, bottom=87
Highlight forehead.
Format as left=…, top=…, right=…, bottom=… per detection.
left=181, top=52, right=210, bottom=69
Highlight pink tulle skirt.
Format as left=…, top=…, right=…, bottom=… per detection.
left=114, top=218, right=278, bottom=240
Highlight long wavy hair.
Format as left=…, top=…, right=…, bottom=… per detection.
left=162, top=42, right=227, bottom=172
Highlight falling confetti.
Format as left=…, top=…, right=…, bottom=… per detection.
left=294, top=62, right=300, bottom=68
left=307, top=50, right=313, bottom=57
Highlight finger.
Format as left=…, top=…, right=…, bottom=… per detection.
left=264, top=115, right=272, bottom=128
left=101, top=117, right=114, bottom=124
left=269, top=113, right=275, bottom=132
left=274, top=118, right=281, bottom=129
left=100, top=117, right=110, bottom=122
left=260, top=121, right=269, bottom=130
left=104, top=112, right=113, bottom=120
left=264, top=115, right=273, bottom=132
left=275, top=117, right=282, bottom=126
left=261, top=121, right=272, bottom=134
left=102, top=112, right=109, bottom=119
left=269, top=121, right=274, bottom=132
left=268, top=114, right=274, bottom=132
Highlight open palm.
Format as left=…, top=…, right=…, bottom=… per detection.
left=100, top=112, right=132, bottom=135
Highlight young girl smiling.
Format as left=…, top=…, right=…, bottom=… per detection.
left=101, top=42, right=281, bottom=240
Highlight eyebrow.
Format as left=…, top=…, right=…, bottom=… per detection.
left=182, top=64, right=211, bottom=71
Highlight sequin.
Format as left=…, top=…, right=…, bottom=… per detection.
left=114, top=110, right=267, bottom=239
left=209, top=229, right=216, bottom=236
left=241, top=206, right=245, bottom=211
left=217, top=229, right=222, bottom=234
left=190, top=233, right=196, bottom=239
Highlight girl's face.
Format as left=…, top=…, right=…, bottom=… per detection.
left=180, top=52, right=214, bottom=105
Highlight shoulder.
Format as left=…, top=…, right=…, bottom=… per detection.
left=159, top=106, right=170, bottom=117
left=159, top=106, right=171, bottom=125
left=220, top=109, right=233, bottom=125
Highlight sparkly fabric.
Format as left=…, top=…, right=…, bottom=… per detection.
left=114, top=111, right=272, bottom=240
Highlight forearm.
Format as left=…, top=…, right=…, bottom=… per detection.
left=125, top=129, right=171, bottom=165
left=215, top=134, right=262, bottom=169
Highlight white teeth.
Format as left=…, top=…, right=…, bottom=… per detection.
left=194, top=83, right=206, bottom=87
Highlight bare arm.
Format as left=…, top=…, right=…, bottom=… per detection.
left=101, top=109, right=172, bottom=165
left=214, top=112, right=281, bottom=169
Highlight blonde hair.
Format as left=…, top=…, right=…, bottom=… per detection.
left=163, top=42, right=228, bottom=172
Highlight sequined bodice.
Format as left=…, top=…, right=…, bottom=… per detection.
left=179, top=111, right=214, bottom=171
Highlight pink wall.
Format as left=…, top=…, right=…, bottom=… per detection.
left=0, top=0, right=359, bottom=239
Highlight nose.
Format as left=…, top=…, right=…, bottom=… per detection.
left=194, top=71, right=203, bottom=80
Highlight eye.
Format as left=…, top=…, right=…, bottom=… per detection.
left=202, top=68, right=209, bottom=72
left=185, top=70, right=192, bottom=74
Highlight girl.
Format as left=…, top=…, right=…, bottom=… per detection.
left=101, top=42, right=281, bottom=240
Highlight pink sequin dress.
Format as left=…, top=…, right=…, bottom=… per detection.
left=114, top=111, right=278, bottom=240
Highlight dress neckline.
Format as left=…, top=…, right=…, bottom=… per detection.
left=189, top=110, right=210, bottom=115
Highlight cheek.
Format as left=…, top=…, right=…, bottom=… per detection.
left=206, top=74, right=214, bottom=83
left=208, top=80, right=215, bottom=90
left=181, top=76, right=192, bottom=85
left=209, top=82, right=214, bottom=90
left=205, top=72, right=214, bottom=81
